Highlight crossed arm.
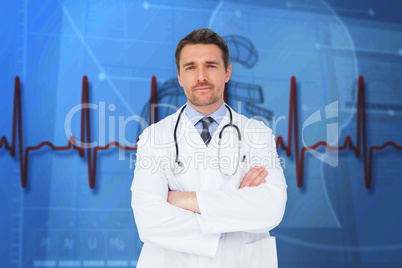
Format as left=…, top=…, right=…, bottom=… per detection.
left=167, top=166, right=268, bottom=213
left=131, top=124, right=287, bottom=257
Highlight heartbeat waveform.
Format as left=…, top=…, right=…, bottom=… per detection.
left=278, top=76, right=402, bottom=188
left=0, top=76, right=154, bottom=188
left=1, top=76, right=401, bottom=189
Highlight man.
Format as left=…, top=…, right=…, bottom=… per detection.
left=131, top=28, right=287, bottom=267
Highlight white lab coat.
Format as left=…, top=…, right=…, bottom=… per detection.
left=131, top=103, right=287, bottom=268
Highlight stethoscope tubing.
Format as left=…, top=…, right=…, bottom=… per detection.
left=173, top=103, right=241, bottom=175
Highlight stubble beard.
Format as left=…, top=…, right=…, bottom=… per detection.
left=187, top=90, right=223, bottom=107
left=186, top=82, right=223, bottom=107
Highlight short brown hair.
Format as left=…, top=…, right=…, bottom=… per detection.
left=175, top=28, right=230, bottom=72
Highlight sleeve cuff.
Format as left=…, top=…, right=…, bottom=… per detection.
left=196, top=191, right=209, bottom=218
left=196, top=191, right=212, bottom=234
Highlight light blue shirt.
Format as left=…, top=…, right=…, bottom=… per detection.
left=184, top=101, right=227, bottom=137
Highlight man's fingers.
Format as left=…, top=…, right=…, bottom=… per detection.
left=243, top=166, right=263, bottom=182
left=245, top=169, right=267, bottom=187
left=243, top=167, right=265, bottom=187
left=240, top=166, right=267, bottom=188
left=240, top=167, right=262, bottom=188
left=249, top=170, right=268, bottom=186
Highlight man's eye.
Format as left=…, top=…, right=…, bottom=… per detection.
left=208, top=65, right=216, bottom=68
left=186, top=66, right=194, bottom=70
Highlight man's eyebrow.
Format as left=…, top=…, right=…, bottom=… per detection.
left=182, top=61, right=220, bottom=67
left=182, top=61, right=195, bottom=68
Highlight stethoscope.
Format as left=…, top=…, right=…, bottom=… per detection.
left=172, top=103, right=242, bottom=176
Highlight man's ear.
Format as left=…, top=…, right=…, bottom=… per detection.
left=225, top=64, right=232, bottom=83
left=177, top=69, right=183, bottom=87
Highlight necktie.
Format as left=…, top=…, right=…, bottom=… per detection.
left=199, top=117, right=214, bottom=146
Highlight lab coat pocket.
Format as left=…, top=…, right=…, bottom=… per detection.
left=244, top=237, right=278, bottom=268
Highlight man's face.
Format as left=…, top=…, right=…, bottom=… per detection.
left=177, top=44, right=232, bottom=107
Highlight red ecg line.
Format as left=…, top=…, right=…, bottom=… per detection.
left=1, top=76, right=401, bottom=189
left=278, top=76, right=402, bottom=188
left=0, top=76, right=144, bottom=188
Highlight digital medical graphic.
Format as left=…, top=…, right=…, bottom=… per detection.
left=1, top=0, right=401, bottom=267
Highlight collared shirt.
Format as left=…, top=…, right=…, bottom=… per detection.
left=184, top=101, right=227, bottom=138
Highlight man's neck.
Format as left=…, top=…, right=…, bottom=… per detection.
left=187, top=99, right=223, bottom=116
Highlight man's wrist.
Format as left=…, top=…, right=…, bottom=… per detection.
left=184, top=192, right=200, bottom=213
left=168, top=191, right=200, bottom=213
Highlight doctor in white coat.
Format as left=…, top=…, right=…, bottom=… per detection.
left=131, top=28, right=287, bottom=268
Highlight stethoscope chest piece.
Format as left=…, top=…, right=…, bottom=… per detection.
left=172, top=160, right=184, bottom=174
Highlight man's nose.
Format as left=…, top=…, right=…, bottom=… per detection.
left=197, top=67, right=207, bottom=82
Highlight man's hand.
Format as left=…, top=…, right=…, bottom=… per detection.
left=167, top=166, right=267, bottom=213
left=239, top=166, right=268, bottom=189
left=168, top=191, right=200, bottom=213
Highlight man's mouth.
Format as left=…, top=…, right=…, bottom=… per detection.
left=194, top=86, right=212, bottom=91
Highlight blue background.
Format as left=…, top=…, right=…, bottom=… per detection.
left=1, top=0, right=402, bottom=267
